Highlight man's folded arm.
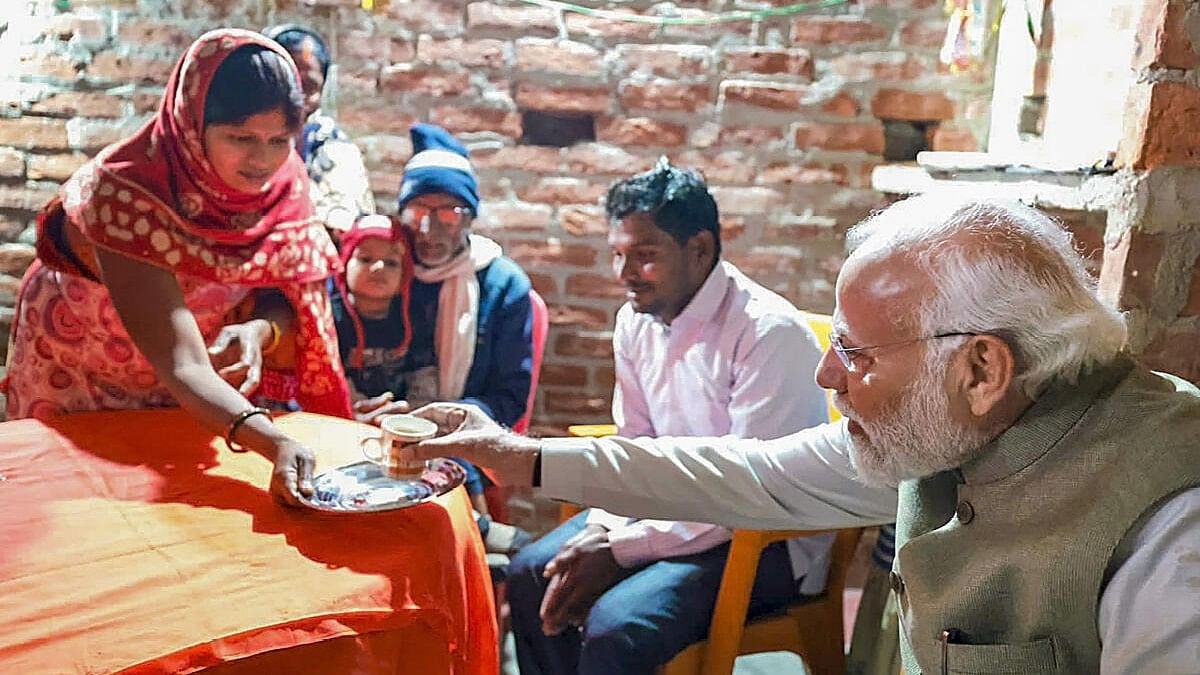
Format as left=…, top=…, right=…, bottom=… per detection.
left=540, top=421, right=898, bottom=531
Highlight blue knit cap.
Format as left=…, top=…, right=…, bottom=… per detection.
left=397, top=123, right=480, bottom=215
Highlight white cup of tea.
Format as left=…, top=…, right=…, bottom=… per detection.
left=360, top=414, right=439, bottom=479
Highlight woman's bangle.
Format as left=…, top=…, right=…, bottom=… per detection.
left=225, top=406, right=272, bottom=453
left=261, top=320, right=282, bottom=357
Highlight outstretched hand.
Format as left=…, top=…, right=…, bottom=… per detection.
left=353, top=391, right=411, bottom=426
left=408, top=403, right=542, bottom=486
left=208, top=319, right=273, bottom=395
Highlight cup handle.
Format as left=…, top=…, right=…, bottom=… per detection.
left=360, top=435, right=386, bottom=462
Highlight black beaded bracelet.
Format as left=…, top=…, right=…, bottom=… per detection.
left=225, top=407, right=271, bottom=453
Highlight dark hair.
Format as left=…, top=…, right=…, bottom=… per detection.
left=605, top=157, right=722, bottom=259
left=264, top=24, right=331, bottom=80
left=203, top=45, right=305, bottom=129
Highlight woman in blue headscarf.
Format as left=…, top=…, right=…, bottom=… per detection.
left=265, top=24, right=375, bottom=236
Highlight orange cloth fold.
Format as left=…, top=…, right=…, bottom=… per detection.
left=0, top=410, right=497, bottom=674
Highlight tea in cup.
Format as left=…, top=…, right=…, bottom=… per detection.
left=360, top=414, right=439, bottom=479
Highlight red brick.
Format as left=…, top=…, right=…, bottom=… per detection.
left=132, top=90, right=162, bottom=113
left=553, top=333, right=614, bottom=359
left=0, top=184, right=58, bottom=211
left=620, top=81, right=711, bottom=112
left=509, top=240, right=598, bottom=268
left=431, top=106, right=521, bottom=137
left=117, top=19, right=195, bottom=48
left=596, top=117, right=688, bottom=147
left=830, top=52, right=926, bottom=81
left=721, top=47, right=814, bottom=79
left=516, top=82, right=610, bottom=114
left=899, top=18, right=946, bottom=48
left=380, top=65, right=470, bottom=97
left=559, top=205, right=608, bottom=237
left=467, top=2, right=558, bottom=36
left=565, top=12, right=657, bottom=40
left=68, top=118, right=132, bottom=150
left=540, top=363, right=589, bottom=387
left=661, top=10, right=752, bottom=41
left=548, top=304, right=611, bottom=329
left=721, top=216, right=747, bottom=242
left=89, top=51, right=175, bottom=85
left=1118, top=81, right=1200, bottom=170
left=1182, top=263, right=1200, bottom=316
left=30, top=91, right=124, bottom=118
left=756, top=163, right=848, bottom=186
left=791, top=17, right=889, bottom=45
left=518, top=178, right=608, bottom=205
left=0, top=117, right=69, bottom=150
left=477, top=202, right=553, bottom=231
left=567, top=272, right=625, bottom=299
left=0, top=148, right=25, bottom=178
left=1098, top=229, right=1163, bottom=310
left=473, top=145, right=562, bottom=173
left=719, top=80, right=812, bottom=112
left=342, top=106, right=418, bottom=136
left=1045, top=207, right=1106, bottom=277
left=1139, top=327, right=1200, bottom=384
left=794, top=122, right=886, bottom=154
left=674, top=150, right=755, bottom=184
left=822, top=92, right=861, bottom=118
left=27, top=152, right=88, bottom=181
left=389, top=38, right=416, bottom=64
left=928, top=127, right=978, bottom=151
left=44, top=12, right=109, bottom=45
left=416, top=37, right=508, bottom=69
left=617, top=44, right=711, bottom=77
left=545, top=393, right=613, bottom=415
left=527, top=271, right=557, bottom=297
left=1133, top=0, right=1199, bottom=70
left=717, top=126, right=785, bottom=146
left=0, top=243, right=36, bottom=276
left=516, top=38, right=603, bottom=77
left=385, top=0, right=464, bottom=32
left=871, top=89, right=955, bottom=120
left=594, top=365, right=616, bottom=391
left=708, top=186, right=784, bottom=216
left=19, top=53, right=79, bottom=80
left=566, top=143, right=655, bottom=175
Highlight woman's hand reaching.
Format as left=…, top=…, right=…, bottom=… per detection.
left=208, top=319, right=274, bottom=395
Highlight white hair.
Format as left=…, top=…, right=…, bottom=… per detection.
left=847, top=194, right=1127, bottom=398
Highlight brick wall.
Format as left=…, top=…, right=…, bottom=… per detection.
left=0, top=0, right=993, bottom=434
left=1103, top=0, right=1200, bottom=384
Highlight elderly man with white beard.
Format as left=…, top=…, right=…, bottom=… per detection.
left=408, top=195, right=1200, bottom=674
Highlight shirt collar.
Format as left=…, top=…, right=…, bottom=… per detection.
left=958, top=356, right=1134, bottom=485
left=669, top=260, right=728, bottom=327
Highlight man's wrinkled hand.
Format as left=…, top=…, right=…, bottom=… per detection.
left=407, top=404, right=540, bottom=487
left=538, top=524, right=621, bottom=635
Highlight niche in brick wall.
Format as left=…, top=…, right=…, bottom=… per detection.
left=520, top=110, right=596, bottom=147
left=881, top=120, right=933, bottom=162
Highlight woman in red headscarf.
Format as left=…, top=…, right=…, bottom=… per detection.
left=2, top=29, right=353, bottom=505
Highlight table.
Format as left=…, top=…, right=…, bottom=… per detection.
left=0, top=410, right=497, bottom=674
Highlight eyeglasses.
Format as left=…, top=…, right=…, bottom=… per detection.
left=399, top=204, right=471, bottom=231
left=829, top=332, right=978, bottom=371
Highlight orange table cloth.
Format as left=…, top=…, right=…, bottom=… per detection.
left=0, top=410, right=497, bottom=674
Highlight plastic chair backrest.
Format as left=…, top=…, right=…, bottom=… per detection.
left=803, top=311, right=841, bottom=423
left=512, top=288, right=548, bottom=434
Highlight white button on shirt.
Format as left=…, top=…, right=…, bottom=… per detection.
left=586, top=261, right=834, bottom=593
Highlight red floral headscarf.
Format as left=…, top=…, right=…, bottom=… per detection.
left=35, top=28, right=352, bottom=417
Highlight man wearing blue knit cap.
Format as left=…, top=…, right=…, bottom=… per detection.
left=334, top=123, right=535, bottom=566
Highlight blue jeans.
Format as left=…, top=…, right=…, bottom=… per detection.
left=507, top=512, right=800, bottom=675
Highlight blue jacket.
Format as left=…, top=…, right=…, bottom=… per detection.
left=332, top=255, right=534, bottom=428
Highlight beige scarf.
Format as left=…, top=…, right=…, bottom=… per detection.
left=411, top=234, right=503, bottom=400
